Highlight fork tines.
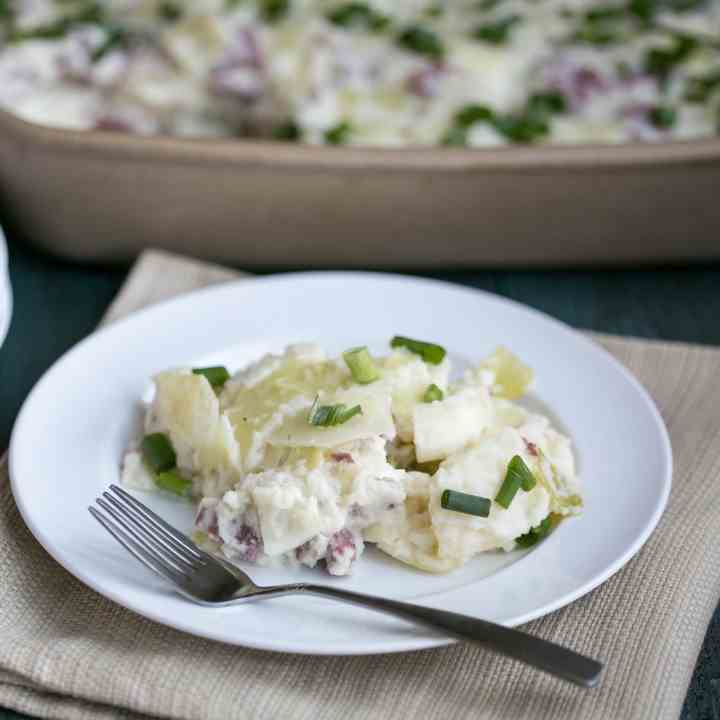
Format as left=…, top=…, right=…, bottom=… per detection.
left=89, top=484, right=205, bottom=586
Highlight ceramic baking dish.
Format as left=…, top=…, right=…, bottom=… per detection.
left=1, top=107, right=719, bottom=268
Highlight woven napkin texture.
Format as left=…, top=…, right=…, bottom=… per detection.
left=2, top=249, right=719, bottom=720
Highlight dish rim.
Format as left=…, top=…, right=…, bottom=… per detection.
left=2, top=107, right=719, bottom=172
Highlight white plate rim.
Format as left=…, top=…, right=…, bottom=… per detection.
left=9, top=271, right=673, bottom=655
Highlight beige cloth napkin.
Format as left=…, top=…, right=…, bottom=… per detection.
left=2, top=249, right=719, bottom=720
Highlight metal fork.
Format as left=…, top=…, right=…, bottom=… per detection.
left=90, top=484, right=603, bottom=688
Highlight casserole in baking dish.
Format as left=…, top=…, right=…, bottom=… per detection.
left=2, top=1, right=719, bottom=147
left=0, top=1, right=719, bottom=266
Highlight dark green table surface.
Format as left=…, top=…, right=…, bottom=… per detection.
left=2, top=234, right=719, bottom=720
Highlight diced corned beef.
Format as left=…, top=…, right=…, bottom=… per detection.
left=94, top=106, right=158, bottom=135
left=573, top=68, right=608, bottom=100
left=523, top=438, right=539, bottom=457
left=234, top=525, right=261, bottom=562
left=325, top=528, right=357, bottom=576
left=406, top=64, right=445, bottom=98
left=331, top=452, right=354, bottom=463
left=94, top=115, right=134, bottom=132
left=296, top=534, right=329, bottom=566
left=545, top=59, right=610, bottom=112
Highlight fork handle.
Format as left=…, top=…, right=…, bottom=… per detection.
left=300, top=584, right=602, bottom=688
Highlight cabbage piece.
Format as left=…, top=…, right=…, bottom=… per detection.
left=458, top=347, right=533, bottom=400
left=515, top=415, right=581, bottom=516
left=152, top=370, right=241, bottom=482
left=493, top=398, right=531, bottom=428
left=250, top=471, right=325, bottom=556
left=221, top=349, right=347, bottom=416
left=413, top=387, right=493, bottom=462
left=196, top=414, right=241, bottom=476
left=534, top=448, right=583, bottom=516
left=221, top=349, right=348, bottom=469
left=371, top=349, right=451, bottom=442
left=269, top=390, right=395, bottom=448
left=154, top=370, right=219, bottom=449
left=262, top=445, right=325, bottom=471
left=120, top=450, right=156, bottom=492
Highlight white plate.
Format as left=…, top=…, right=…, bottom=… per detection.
left=0, top=226, right=11, bottom=348
left=10, top=273, right=672, bottom=655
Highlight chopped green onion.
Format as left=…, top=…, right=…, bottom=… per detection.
left=261, top=0, right=290, bottom=22
left=644, top=35, right=698, bottom=79
left=574, top=24, right=620, bottom=45
left=473, top=15, right=520, bottom=45
left=525, top=90, right=567, bottom=121
left=327, top=2, right=369, bottom=25
left=669, top=0, right=707, bottom=10
left=158, top=1, right=183, bottom=20
left=628, top=0, right=655, bottom=20
left=272, top=121, right=301, bottom=141
left=91, top=27, right=128, bottom=62
left=585, top=5, right=626, bottom=22
left=512, top=454, right=536, bottom=491
left=308, top=396, right=363, bottom=427
left=192, top=366, right=231, bottom=387
left=154, top=469, right=192, bottom=496
left=414, top=459, right=441, bottom=475
left=495, top=455, right=536, bottom=508
left=515, top=515, right=555, bottom=548
left=327, top=3, right=390, bottom=31
left=443, top=105, right=495, bottom=145
left=423, top=384, right=444, bottom=403
left=456, top=104, right=495, bottom=127
left=141, top=433, right=176, bottom=474
left=648, top=105, right=677, bottom=129
left=527, top=91, right=567, bottom=117
left=390, top=336, right=446, bottom=364
left=343, top=346, right=380, bottom=384
left=493, top=113, right=549, bottom=143
left=494, top=471, right=521, bottom=509
left=325, top=121, right=351, bottom=145
left=572, top=5, right=626, bottom=46
left=628, top=0, right=703, bottom=21
left=444, top=92, right=565, bottom=148
left=397, top=25, right=444, bottom=58
left=441, top=489, right=491, bottom=517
